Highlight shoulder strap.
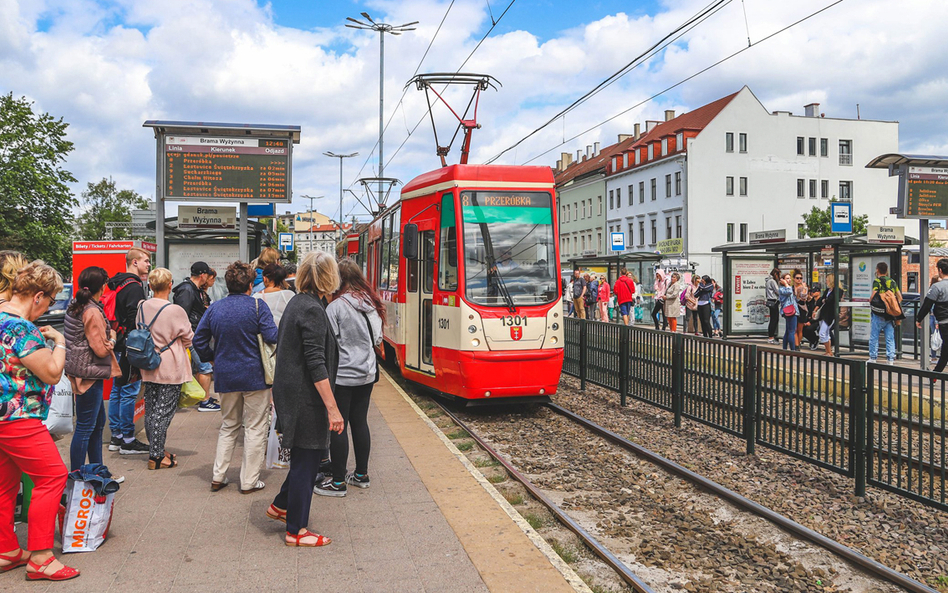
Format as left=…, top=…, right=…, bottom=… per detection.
left=342, top=296, right=375, bottom=343
left=146, top=302, right=174, bottom=330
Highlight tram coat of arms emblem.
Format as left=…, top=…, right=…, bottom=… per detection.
left=510, top=326, right=523, bottom=340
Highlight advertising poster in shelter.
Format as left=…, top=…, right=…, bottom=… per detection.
left=850, top=255, right=889, bottom=341
left=730, top=259, right=774, bottom=334
left=168, top=243, right=240, bottom=303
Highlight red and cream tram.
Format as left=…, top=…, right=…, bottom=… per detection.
left=358, top=164, right=563, bottom=403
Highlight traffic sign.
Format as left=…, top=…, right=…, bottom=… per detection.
left=610, top=232, right=624, bottom=252
left=830, top=201, right=852, bottom=233
left=279, top=232, right=294, bottom=251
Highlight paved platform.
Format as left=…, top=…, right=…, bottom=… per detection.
left=6, top=373, right=580, bottom=593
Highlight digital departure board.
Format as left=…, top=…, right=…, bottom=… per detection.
left=903, top=166, right=948, bottom=219
left=163, top=136, right=291, bottom=203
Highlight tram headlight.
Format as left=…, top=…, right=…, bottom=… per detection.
left=468, top=325, right=477, bottom=334
left=472, top=338, right=480, bottom=347
left=550, top=336, right=558, bottom=344
left=551, top=323, right=559, bottom=331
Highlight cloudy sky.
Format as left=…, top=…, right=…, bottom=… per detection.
left=1, top=0, right=946, bottom=223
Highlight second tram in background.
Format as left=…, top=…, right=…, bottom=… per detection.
left=355, top=164, right=563, bottom=403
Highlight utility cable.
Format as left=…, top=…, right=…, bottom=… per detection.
left=517, top=0, right=847, bottom=166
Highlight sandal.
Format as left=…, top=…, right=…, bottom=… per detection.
left=147, top=452, right=177, bottom=470
left=266, top=504, right=287, bottom=523
left=211, top=477, right=229, bottom=492
left=285, top=530, right=331, bottom=547
left=26, top=556, right=79, bottom=581
left=0, top=549, right=29, bottom=572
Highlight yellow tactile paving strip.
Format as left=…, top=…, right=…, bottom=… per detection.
left=374, top=371, right=590, bottom=593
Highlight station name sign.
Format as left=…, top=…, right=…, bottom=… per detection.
left=866, top=225, right=905, bottom=244
left=163, top=135, right=291, bottom=204
left=178, top=205, right=237, bottom=230
left=748, top=229, right=786, bottom=244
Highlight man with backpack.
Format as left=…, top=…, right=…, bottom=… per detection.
left=172, top=261, right=218, bottom=412
left=868, top=261, right=903, bottom=364
left=105, top=248, right=151, bottom=455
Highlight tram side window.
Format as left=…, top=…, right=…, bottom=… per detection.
left=388, top=208, right=400, bottom=291
left=439, top=193, right=458, bottom=291
left=379, top=215, right=392, bottom=290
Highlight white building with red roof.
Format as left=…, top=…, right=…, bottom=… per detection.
left=603, top=86, right=898, bottom=280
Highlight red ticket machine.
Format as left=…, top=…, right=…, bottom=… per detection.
left=71, top=240, right=157, bottom=426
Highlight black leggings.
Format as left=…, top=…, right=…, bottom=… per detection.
left=697, top=303, right=713, bottom=338
left=330, top=383, right=374, bottom=482
left=273, top=447, right=323, bottom=534
left=935, top=324, right=948, bottom=374
left=767, top=301, right=780, bottom=339
left=651, top=300, right=667, bottom=330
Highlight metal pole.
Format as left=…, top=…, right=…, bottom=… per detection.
left=921, top=220, right=930, bottom=370
left=155, top=134, right=165, bottom=267
left=238, top=203, right=248, bottom=262
left=309, top=195, right=315, bottom=254
left=378, top=29, right=384, bottom=208
left=339, top=157, right=344, bottom=245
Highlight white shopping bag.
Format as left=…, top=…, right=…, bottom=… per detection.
left=933, top=329, right=943, bottom=352
left=44, top=376, right=73, bottom=438
left=61, top=479, right=114, bottom=553
left=266, top=409, right=291, bottom=469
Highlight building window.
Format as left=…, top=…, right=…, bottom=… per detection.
left=675, top=171, right=682, bottom=195
left=598, top=195, right=602, bottom=215
left=648, top=144, right=654, bottom=160
left=839, top=140, right=852, bottom=165
left=635, top=150, right=641, bottom=165
left=740, top=177, right=747, bottom=196
left=726, top=132, right=734, bottom=153
left=616, top=187, right=621, bottom=208
left=662, top=138, right=668, bottom=156
left=628, top=185, right=633, bottom=206
left=740, top=223, right=748, bottom=243
left=639, top=221, right=645, bottom=246
left=665, top=174, right=672, bottom=197
left=808, top=137, right=817, bottom=156
left=573, top=202, right=577, bottom=220
left=797, top=179, right=805, bottom=198
left=623, top=153, right=629, bottom=168
left=597, top=231, right=602, bottom=250
left=726, top=223, right=734, bottom=243
left=797, top=223, right=805, bottom=239
left=821, top=179, right=829, bottom=199
left=739, top=133, right=747, bottom=153
left=650, top=219, right=657, bottom=245
left=820, top=138, right=828, bottom=157
left=612, top=157, right=617, bottom=171
left=639, top=181, right=645, bottom=203
left=675, top=215, right=682, bottom=238
left=839, top=181, right=852, bottom=201
left=628, top=222, right=634, bottom=247
left=726, top=176, right=734, bottom=196
left=609, top=190, right=614, bottom=210
left=797, top=137, right=805, bottom=155
left=581, top=235, right=586, bottom=251
left=809, top=179, right=817, bottom=199
left=651, top=178, right=657, bottom=200
left=676, top=132, right=683, bottom=149
left=666, top=217, right=672, bottom=240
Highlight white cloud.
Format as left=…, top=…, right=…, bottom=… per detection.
left=1, top=0, right=947, bottom=222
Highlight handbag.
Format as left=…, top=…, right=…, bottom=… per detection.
left=60, top=477, right=115, bottom=553
left=255, top=299, right=276, bottom=386
left=179, top=378, right=205, bottom=407
left=44, top=376, right=74, bottom=439
left=782, top=303, right=796, bottom=317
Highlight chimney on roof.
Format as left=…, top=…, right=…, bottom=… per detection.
left=634, top=123, right=641, bottom=140
left=593, top=142, right=600, bottom=157
left=664, top=110, right=675, bottom=122
left=560, top=152, right=572, bottom=169
left=556, top=159, right=562, bottom=171
left=618, top=134, right=633, bottom=142
left=576, top=149, right=582, bottom=162
left=585, top=145, right=593, bottom=159
left=804, top=103, right=820, bottom=117
left=646, top=120, right=660, bottom=132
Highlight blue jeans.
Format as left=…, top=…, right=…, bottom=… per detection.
left=869, top=314, right=895, bottom=361
left=108, top=352, right=141, bottom=439
left=783, top=315, right=798, bottom=351
left=711, top=308, right=721, bottom=331
left=70, top=381, right=105, bottom=471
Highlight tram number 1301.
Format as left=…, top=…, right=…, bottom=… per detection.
left=501, top=315, right=528, bottom=327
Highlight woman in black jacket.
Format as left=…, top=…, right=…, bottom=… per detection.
left=266, top=252, right=344, bottom=547
left=816, top=274, right=837, bottom=356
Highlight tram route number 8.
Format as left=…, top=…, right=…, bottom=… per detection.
left=501, top=315, right=527, bottom=327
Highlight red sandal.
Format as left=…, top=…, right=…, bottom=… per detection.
left=0, top=549, right=29, bottom=572
left=266, top=504, right=287, bottom=523
left=285, top=530, right=331, bottom=547
left=26, top=556, right=79, bottom=581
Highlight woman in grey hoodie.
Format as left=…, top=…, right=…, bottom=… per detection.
left=314, top=259, right=384, bottom=497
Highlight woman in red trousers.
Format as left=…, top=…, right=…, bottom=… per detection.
left=0, top=261, right=78, bottom=581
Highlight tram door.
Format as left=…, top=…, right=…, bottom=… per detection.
left=406, top=228, right=436, bottom=375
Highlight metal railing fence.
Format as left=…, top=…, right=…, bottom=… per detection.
left=563, top=317, right=948, bottom=511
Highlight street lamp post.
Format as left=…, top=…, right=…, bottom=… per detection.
left=324, top=151, right=359, bottom=243
left=345, top=13, right=416, bottom=204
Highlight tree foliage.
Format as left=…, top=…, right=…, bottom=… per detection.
left=0, top=93, right=77, bottom=273
left=77, top=177, right=148, bottom=241
left=799, top=203, right=868, bottom=238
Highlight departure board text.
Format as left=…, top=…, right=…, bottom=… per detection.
left=904, top=166, right=948, bottom=219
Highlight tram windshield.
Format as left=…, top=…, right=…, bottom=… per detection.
left=460, top=191, right=558, bottom=308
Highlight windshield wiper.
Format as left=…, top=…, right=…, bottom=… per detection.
left=486, top=254, right=517, bottom=314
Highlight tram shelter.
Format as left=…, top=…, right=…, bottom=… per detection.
left=714, top=235, right=907, bottom=357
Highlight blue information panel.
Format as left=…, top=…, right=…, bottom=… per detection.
left=830, top=202, right=852, bottom=233
left=278, top=232, right=294, bottom=251
left=610, top=232, right=625, bottom=252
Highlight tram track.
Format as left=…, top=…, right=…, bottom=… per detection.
left=423, top=393, right=938, bottom=593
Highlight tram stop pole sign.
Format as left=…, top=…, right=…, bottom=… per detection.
left=610, top=232, right=624, bottom=252
left=830, top=201, right=852, bottom=233
left=279, top=232, right=294, bottom=252
left=142, top=121, right=301, bottom=266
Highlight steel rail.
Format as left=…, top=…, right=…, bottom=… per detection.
left=545, top=402, right=938, bottom=593
left=435, top=403, right=656, bottom=593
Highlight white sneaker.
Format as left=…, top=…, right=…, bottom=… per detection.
left=868, top=359, right=877, bottom=364
left=114, top=475, right=125, bottom=484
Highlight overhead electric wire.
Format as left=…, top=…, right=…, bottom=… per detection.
left=485, top=0, right=733, bottom=164
left=516, top=0, right=848, bottom=166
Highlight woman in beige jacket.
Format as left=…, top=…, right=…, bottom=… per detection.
left=138, top=268, right=193, bottom=470
left=663, top=273, right=682, bottom=332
